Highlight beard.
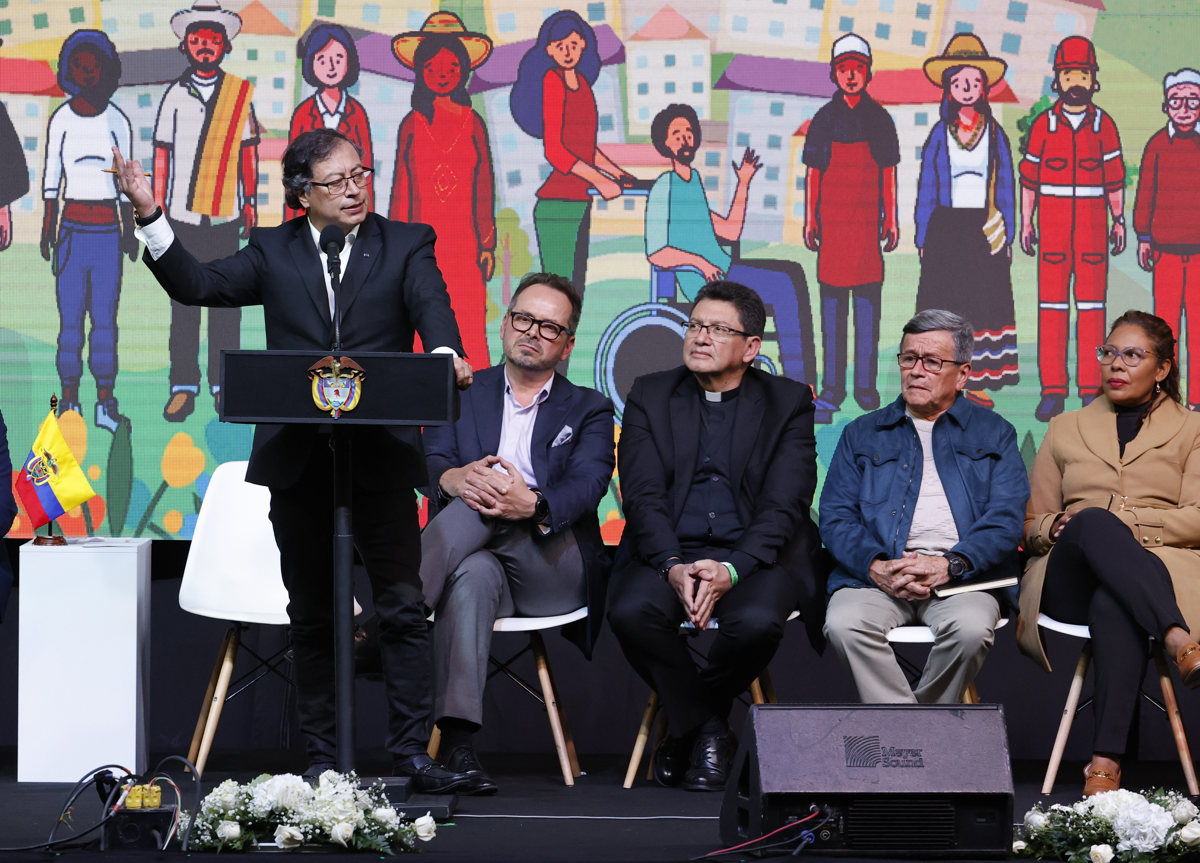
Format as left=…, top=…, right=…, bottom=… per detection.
left=673, top=146, right=696, bottom=165
left=1060, top=85, right=1094, bottom=106
left=504, top=340, right=557, bottom=372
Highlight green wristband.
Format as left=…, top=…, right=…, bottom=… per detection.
left=722, top=561, right=738, bottom=586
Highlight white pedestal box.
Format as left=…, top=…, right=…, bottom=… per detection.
left=18, top=537, right=152, bottom=782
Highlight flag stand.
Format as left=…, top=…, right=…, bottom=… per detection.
left=31, top=395, right=68, bottom=547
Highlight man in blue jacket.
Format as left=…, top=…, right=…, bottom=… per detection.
left=820, top=310, right=1028, bottom=703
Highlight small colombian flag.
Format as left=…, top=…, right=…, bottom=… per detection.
left=14, top=410, right=96, bottom=530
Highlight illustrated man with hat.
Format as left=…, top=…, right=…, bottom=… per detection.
left=802, top=33, right=900, bottom=419
left=1019, top=35, right=1126, bottom=422
left=1133, top=68, right=1200, bottom=409
left=152, top=0, right=259, bottom=422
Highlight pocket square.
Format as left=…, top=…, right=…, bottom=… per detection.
left=551, top=426, right=573, bottom=447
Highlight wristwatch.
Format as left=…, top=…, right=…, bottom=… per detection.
left=531, top=489, right=550, bottom=525
left=944, top=552, right=970, bottom=583
left=1111, top=214, right=1126, bottom=226
left=658, top=557, right=683, bottom=580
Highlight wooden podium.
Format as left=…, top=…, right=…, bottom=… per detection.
left=220, top=349, right=457, bottom=772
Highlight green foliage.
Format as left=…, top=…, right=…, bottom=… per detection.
left=1017, top=95, right=1054, bottom=156
left=105, top=418, right=133, bottom=534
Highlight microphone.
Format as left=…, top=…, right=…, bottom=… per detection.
left=319, top=224, right=346, bottom=277
left=319, top=224, right=346, bottom=351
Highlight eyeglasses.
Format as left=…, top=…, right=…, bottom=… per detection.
left=897, top=353, right=963, bottom=372
left=1167, top=96, right=1200, bottom=110
left=309, top=168, right=374, bottom=197
left=508, top=311, right=572, bottom=341
left=685, top=321, right=751, bottom=340
left=1096, top=345, right=1156, bottom=366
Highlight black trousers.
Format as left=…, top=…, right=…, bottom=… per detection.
left=1041, top=507, right=1188, bottom=754
left=607, top=551, right=802, bottom=738
left=268, top=435, right=428, bottom=763
left=167, top=219, right=241, bottom=392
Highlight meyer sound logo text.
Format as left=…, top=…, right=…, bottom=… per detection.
left=843, top=735, right=925, bottom=768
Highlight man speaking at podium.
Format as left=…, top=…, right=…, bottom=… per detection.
left=112, top=129, right=475, bottom=790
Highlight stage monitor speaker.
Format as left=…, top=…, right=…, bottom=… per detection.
left=720, top=704, right=1013, bottom=857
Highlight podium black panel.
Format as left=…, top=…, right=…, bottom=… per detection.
left=720, top=704, right=1013, bottom=856
left=220, top=350, right=456, bottom=425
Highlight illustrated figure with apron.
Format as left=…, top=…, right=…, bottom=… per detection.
left=803, top=33, right=900, bottom=417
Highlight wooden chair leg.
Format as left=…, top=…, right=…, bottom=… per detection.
left=427, top=725, right=441, bottom=760
left=624, top=691, right=659, bottom=789
left=188, top=627, right=235, bottom=771
left=530, top=631, right=575, bottom=787
left=538, top=636, right=581, bottom=777
left=963, top=683, right=981, bottom=704
left=1042, top=642, right=1092, bottom=795
left=193, top=627, right=240, bottom=778
left=1153, top=645, right=1200, bottom=795
left=753, top=666, right=778, bottom=704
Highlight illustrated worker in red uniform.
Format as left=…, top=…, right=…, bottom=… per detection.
left=802, top=33, right=900, bottom=420
left=1134, top=68, right=1200, bottom=409
left=1020, top=35, right=1126, bottom=422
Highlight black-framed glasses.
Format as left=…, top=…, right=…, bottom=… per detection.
left=897, top=353, right=963, bottom=372
left=309, top=168, right=374, bottom=196
left=1097, top=345, right=1156, bottom=367
left=685, top=320, right=751, bottom=340
left=1167, top=96, right=1200, bottom=110
left=508, top=311, right=572, bottom=341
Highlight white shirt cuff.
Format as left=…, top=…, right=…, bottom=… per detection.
left=135, top=214, right=175, bottom=261
left=431, top=345, right=459, bottom=358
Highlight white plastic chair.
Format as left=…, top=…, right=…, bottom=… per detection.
left=1036, top=613, right=1198, bottom=795
left=885, top=617, right=1010, bottom=704
left=179, top=461, right=361, bottom=776
left=427, top=607, right=588, bottom=786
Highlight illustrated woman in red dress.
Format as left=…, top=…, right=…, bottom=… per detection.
left=287, top=23, right=372, bottom=221
left=391, top=12, right=495, bottom=364
left=511, top=10, right=632, bottom=308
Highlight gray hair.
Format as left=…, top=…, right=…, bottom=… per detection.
left=902, top=309, right=974, bottom=364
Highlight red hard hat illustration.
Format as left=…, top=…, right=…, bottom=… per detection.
left=1053, top=35, right=1098, bottom=72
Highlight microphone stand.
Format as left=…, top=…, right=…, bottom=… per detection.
left=326, top=242, right=356, bottom=774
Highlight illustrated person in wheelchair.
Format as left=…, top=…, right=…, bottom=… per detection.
left=639, top=104, right=818, bottom=414
left=820, top=310, right=1027, bottom=704
left=608, top=281, right=823, bottom=792
left=419, top=273, right=615, bottom=794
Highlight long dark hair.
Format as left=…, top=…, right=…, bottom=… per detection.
left=1107, top=309, right=1182, bottom=409
left=298, top=23, right=360, bottom=90
left=939, top=64, right=993, bottom=124
left=510, top=10, right=601, bottom=139
left=410, top=34, right=473, bottom=123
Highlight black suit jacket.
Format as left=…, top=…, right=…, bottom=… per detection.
left=424, top=365, right=615, bottom=655
left=145, top=213, right=462, bottom=489
left=0, top=409, right=17, bottom=621
left=615, top=366, right=825, bottom=644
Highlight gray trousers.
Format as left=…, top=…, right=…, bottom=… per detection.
left=823, top=586, right=1000, bottom=704
left=420, top=499, right=586, bottom=725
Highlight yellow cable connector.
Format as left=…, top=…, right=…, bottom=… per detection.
left=125, top=784, right=144, bottom=809
left=145, top=783, right=162, bottom=809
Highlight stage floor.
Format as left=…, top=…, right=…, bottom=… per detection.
left=0, top=750, right=1193, bottom=861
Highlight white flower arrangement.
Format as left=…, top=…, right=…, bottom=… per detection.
left=1017, top=787, right=1200, bottom=863
left=180, top=770, right=435, bottom=854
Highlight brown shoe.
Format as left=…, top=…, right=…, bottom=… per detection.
left=163, top=391, right=195, bottom=422
left=1176, top=642, right=1200, bottom=688
left=1083, top=762, right=1121, bottom=797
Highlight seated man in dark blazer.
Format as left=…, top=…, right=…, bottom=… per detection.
left=608, top=280, right=822, bottom=791
left=111, top=130, right=474, bottom=790
left=421, top=272, right=615, bottom=794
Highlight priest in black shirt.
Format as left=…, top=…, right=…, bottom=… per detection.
left=608, top=281, right=823, bottom=791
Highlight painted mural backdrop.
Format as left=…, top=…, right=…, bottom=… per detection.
left=0, top=0, right=1197, bottom=541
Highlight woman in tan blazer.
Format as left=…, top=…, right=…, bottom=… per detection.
left=1020, top=310, right=1200, bottom=797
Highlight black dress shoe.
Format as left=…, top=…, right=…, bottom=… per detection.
left=392, top=753, right=474, bottom=794
left=682, top=729, right=736, bottom=792
left=302, top=761, right=335, bottom=781
left=443, top=744, right=499, bottom=795
left=652, top=733, right=693, bottom=787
